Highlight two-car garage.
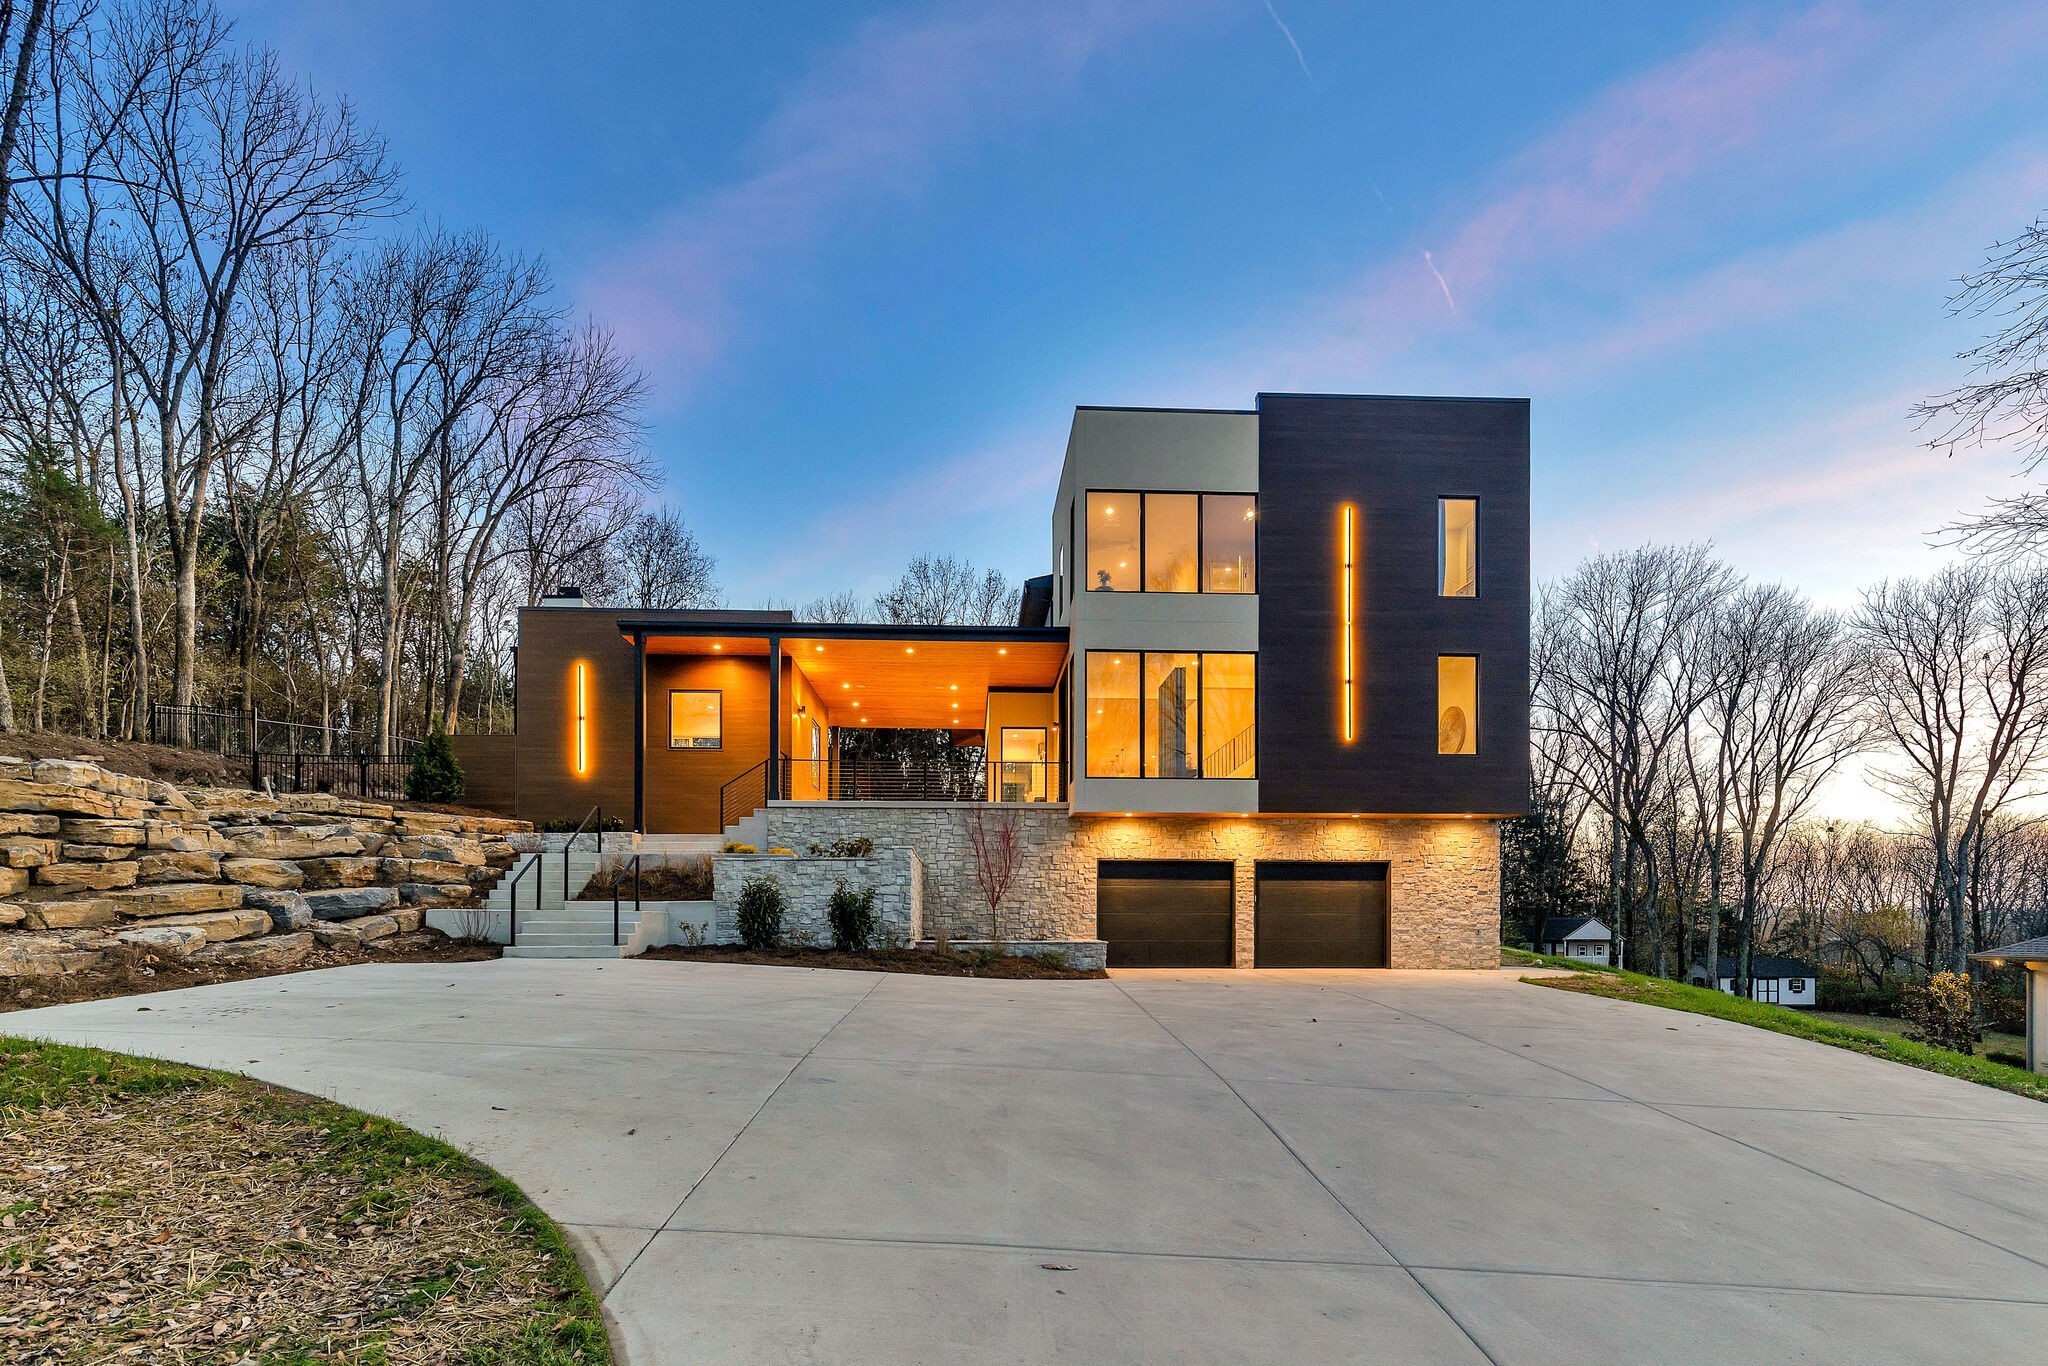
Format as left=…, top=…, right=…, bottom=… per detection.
left=1095, top=860, right=1390, bottom=969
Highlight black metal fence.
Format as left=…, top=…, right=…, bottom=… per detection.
left=149, top=704, right=418, bottom=760
left=250, top=751, right=412, bottom=802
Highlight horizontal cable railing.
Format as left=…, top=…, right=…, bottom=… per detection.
left=721, top=761, right=769, bottom=830
left=150, top=704, right=418, bottom=759
left=780, top=757, right=1063, bottom=804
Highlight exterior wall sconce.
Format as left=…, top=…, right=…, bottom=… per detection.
left=1340, top=504, right=1358, bottom=743
left=573, top=661, right=589, bottom=775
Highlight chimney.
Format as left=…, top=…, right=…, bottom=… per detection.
left=539, top=584, right=588, bottom=608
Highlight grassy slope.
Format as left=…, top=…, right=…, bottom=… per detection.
left=1502, top=947, right=2048, bottom=1105
left=1, top=1036, right=611, bottom=1364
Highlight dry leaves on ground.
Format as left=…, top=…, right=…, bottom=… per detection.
left=0, top=1041, right=607, bottom=1364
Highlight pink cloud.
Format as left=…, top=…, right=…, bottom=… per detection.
left=578, top=0, right=1218, bottom=394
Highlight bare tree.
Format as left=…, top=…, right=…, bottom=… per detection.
left=874, top=553, right=1017, bottom=626
left=965, top=804, right=1024, bottom=945
left=1919, top=214, right=2048, bottom=553
left=615, top=506, right=716, bottom=609
left=1535, top=544, right=1734, bottom=974
left=1855, top=564, right=2048, bottom=973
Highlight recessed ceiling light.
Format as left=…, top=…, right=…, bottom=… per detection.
left=712, top=643, right=722, bottom=651
left=949, top=684, right=958, bottom=691
left=998, top=648, right=1008, bottom=655
left=841, top=683, right=850, bottom=689
left=905, top=647, right=915, bottom=654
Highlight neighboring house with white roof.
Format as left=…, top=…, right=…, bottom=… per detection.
left=1686, top=955, right=1817, bottom=1007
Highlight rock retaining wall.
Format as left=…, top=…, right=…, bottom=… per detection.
left=0, top=757, right=534, bottom=977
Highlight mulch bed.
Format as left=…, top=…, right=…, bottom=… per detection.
left=638, top=944, right=1106, bottom=979
left=1, top=933, right=502, bottom=1014
left=0, top=1038, right=608, bottom=1364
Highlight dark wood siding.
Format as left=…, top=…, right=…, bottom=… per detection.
left=448, top=734, right=516, bottom=815
left=1254, top=861, right=1389, bottom=968
left=1256, top=394, right=1530, bottom=815
left=511, top=609, right=640, bottom=828
left=1095, top=860, right=1234, bottom=967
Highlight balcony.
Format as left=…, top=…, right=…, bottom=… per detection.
left=722, top=756, right=1064, bottom=827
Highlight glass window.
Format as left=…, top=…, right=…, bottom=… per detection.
left=1085, top=652, right=1140, bottom=776
left=1204, top=494, right=1256, bottom=592
left=1201, top=652, right=1256, bottom=777
left=668, top=690, right=722, bottom=749
left=1143, top=492, right=1199, bottom=593
left=1437, top=656, right=1477, bottom=755
left=1144, top=653, right=1200, bottom=777
left=1086, top=492, right=1140, bottom=592
left=1439, top=498, right=1477, bottom=597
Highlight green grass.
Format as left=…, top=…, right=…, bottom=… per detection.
left=0, top=1036, right=611, bottom=1364
left=1503, top=953, right=2048, bottom=1104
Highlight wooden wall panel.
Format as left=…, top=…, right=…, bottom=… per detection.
left=1255, top=394, right=1530, bottom=815
left=512, top=609, right=639, bottom=827
left=448, top=734, right=516, bottom=815
left=644, top=655, right=771, bottom=834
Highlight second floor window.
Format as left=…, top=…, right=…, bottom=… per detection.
left=1439, top=497, right=1477, bottom=596
left=1087, top=490, right=1256, bottom=594
left=1085, top=650, right=1257, bottom=778
left=1438, top=656, right=1477, bottom=755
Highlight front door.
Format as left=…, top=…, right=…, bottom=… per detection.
left=998, top=727, right=1048, bottom=802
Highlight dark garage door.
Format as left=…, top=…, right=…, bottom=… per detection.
left=1255, top=862, right=1389, bottom=968
left=1096, top=861, right=1234, bottom=968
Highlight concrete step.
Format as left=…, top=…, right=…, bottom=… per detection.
left=503, top=944, right=630, bottom=959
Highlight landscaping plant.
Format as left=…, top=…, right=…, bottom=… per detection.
left=403, top=725, right=466, bottom=802
left=829, top=878, right=879, bottom=951
left=735, top=874, right=785, bottom=949
left=1901, top=970, right=1980, bottom=1054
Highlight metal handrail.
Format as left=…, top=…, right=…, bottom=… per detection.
left=505, top=852, right=541, bottom=947
left=779, top=756, right=1063, bottom=804
left=565, top=806, right=604, bottom=902
left=610, top=852, right=644, bottom=949
left=721, top=761, right=768, bottom=829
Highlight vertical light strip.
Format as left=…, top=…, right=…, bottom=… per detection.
left=1341, top=505, right=1357, bottom=743
left=574, top=662, right=588, bottom=774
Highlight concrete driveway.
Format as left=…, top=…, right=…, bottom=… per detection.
left=9, top=961, right=2048, bottom=1363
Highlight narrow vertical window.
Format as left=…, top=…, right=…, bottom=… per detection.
left=1086, top=492, right=1140, bottom=592
left=573, top=662, right=589, bottom=774
left=1201, top=653, right=1256, bottom=777
left=1438, top=656, right=1477, bottom=755
left=1143, top=492, right=1199, bottom=592
left=1340, top=506, right=1357, bottom=743
left=1144, top=653, right=1201, bottom=777
left=1203, top=494, right=1256, bottom=592
left=1085, top=652, right=1140, bottom=777
left=1439, top=498, right=1477, bottom=597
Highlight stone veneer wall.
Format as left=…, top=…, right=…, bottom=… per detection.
left=757, top=803, right=1501, bottom=970
left=711, top=850, right=923, bottom=947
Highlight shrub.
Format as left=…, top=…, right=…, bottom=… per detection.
left=722, top=841, right=757, bottom=854
left=735, top=875, right=785, bottom=949
left=828, top=879, right=879, bottom=952
left=1987, top=1048, right=2028, bottom=1068
left=1901, top=971, right=1979, bottom=1055
left=403, top=726, right=466, bottom=803
left=577, top=854, right=712, bottom=902
left=540, top=815, right=627, bottom=833
left=767, top=846, right=795, bottom=856
left=1817, top=973, right=1906, bottom=1018
left=808, top=836, right=875, bottom=858
left=1981, top=983, right=2028, bottom=1036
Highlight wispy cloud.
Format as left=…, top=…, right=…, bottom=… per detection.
left=1261, top=0, right=1315, bottom=88
left=1422, top=250, right=1455, bottom=312
left=577, top=0, right=1217, bottom=394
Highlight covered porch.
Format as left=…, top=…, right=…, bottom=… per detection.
left=618, top=620, right=1070, bottom=834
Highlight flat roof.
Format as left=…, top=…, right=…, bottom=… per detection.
left=617, top=618, right=1068, bottom=644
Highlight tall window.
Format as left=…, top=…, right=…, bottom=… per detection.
left=1437, top=656, right=1477, bottom=755
left=1086, top=491, right=1257, bottom=593
left=1201, top=652, right=1256, bottom=777
left=1086, top=492, right=1140, bottom=592
left=1144, top=493, right=1199, bottom=592
left=1085, top=651, right=1256, bottom=778
left=1086, top=652, right=1140, bottom=776
left=669, top=690, right=722, bottom=749
left=1439, top=498, right=1477, bottom=597
left=1204, top=493, right=1256, bottom=593
left=1144, top=653, right=1200, bottom=776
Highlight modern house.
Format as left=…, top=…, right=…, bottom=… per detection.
left=469, top=393, right=1530, bottom=969
left=1537, top=915, right=1612, bottom=964
left=1970, top=938, right=2048, bottom=1073
left=1686, top=956, right=1818, bottom=1007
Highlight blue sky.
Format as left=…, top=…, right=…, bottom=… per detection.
left=233, top=0, right=2048, bottom=610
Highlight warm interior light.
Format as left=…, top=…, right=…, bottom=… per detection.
left=841, top=683, right=851, bottom=690
left=573, top=662, right=588, bottom=775
left=712, top=643, right=722, bottom=651
left=998, top=648, right=1008, bottom=655
left=1341, top=504, right=1357, bottom=743
left=905, top=647, right=915, bottom=654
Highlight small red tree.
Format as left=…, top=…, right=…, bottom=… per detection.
left=965, top=806, right=1024, bottom=944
